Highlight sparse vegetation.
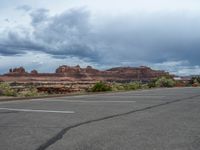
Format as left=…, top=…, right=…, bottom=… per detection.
left=148, top=76, right=175, bottom=88
left=111, top=82, right=142, bottom=91
left=0, top=83, right=44, bottom=97
left=19, top=86, right=40, bottom=97
left=0, top=83, right=17, bottom=97
left=190, top=76, right=200, bottom=87
left=90, top=82, right=112, bottom=92
left=91, top=81, right=145, bottom=92
left=90, top=77, right=177, bottom=93
left=0, top=75, right=198, bottom=98
left=155, top=77, right=175, bottom=88
left=111, top=83, right=126, bottom=91
left=147, top=78, right=157, bottom=88
left=124, top=82, right=142, bottom=90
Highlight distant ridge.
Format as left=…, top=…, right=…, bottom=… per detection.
left=0, top=65, right=171, bottom=82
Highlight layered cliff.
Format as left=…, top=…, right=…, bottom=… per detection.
left=0, top=65, right=170, bottom=82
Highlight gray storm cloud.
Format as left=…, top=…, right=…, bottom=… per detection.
left=94, top=13, right=200, bottom=65
left=16, top=5, right=32, bottom=12
left=0, top=8, right=99, bottom=61
left=0, top=8, right=200, bottom=67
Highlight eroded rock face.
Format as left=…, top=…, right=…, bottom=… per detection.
left=31, top=70, right=38, bottom=75
left=54, top=65, right=170, bottom=81
left=2, top=65, right=171, bottom=82
left=85, top=66, right=99, bottom=74
left=55, top=65, right=99, bottom=74
left=56, top=65, right=75, bottom=74
left=106, top=66, right=170, bottom=81
left=9, top=67, right=26, bottom=74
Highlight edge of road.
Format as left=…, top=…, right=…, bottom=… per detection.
left=0, top=87, right=198, bottom=103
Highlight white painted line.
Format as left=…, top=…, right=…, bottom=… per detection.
left=58, top=96, right=165, bottom=99
left=0, top=108, right=75, bottom=114
left=46, top=100, right=136, bottom=103
left=0, top=99, right=45, bottom=104
left=0, top=99, right=136, bottom=104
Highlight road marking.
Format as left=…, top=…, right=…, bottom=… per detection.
left=46, top=100, right=136, bottom=103
left=0, top=108, right=75, bottom=114
left=58, top=96, right=165, bottom=99
left=0, top=99, right=45, bottom=104
left=0, top=99, right=136, bottom=105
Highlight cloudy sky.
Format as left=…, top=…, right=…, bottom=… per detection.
left=0, top=0, right=200, bottom=75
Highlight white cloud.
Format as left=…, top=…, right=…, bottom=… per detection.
left=0, top=52, right=95, bottom=74
left=0, top=1, right=200, bottom=75
left=152, top=60, right=200, bottom=76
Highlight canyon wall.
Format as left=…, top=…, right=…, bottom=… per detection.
left=0, top=65, right=170, bottom=83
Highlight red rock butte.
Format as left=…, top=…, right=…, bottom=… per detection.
left=0, top=65, right=170, bottom=83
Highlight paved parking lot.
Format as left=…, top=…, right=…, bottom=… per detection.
left=0, top=87, right=200, bottom=150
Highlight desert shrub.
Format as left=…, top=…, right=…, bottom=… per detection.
left=0, top=83, right=17, bottom=96
left=91, top=82, right=112, bottom=92
left=123, top=82, right=142, bottom=90
left=192, top=82, right=200, bottom=87
left=111, top=82, right=143, bottom=91
left=155, top=77, right=175, bottom=88
left=192, top=76, right=200, bottom=83
left=111, top=83, right=125, bottom=91
left=148, top=77, right=175, bottom=88
left=148, top=78, right=157, bottom=88
left=141, top=84, right=149, bottom=89
left=190, top=77, right=200, bottom=86
left=21, top=86, right=39, bottom=97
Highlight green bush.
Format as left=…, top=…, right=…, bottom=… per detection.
left=123, top=82, right=142, bottom=90
left=155, top=77, right=175, bottom=88
left=23, top=87, right=39, bottom=97
left=141, top=84, right=149, bottom=89
left=148, top=77, right=175, bottom=88
left=0, top=83, right=17, bottom=97
left=190, top=76, right=200, bottom=86
left=111, top=82, right=144, bottom=91
left=91, top=82, right=112, bottom=92
left=111, top=83, right=125, bottom=91
left=148, top=78, right=157, bottom=88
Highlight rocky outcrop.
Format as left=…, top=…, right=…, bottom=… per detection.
left=56, top=65, right=82, bottom=74
left=105, top=66, right=170, bottom=82
left=30, top=70, right=38, bottom=75
left=2, top=65, right=171, bottom=82
left=85, top=66, right=99, bottom=74
left=55, top=65, right=170, bottom=82
left=8, top=67, right=27, bottom=74
left=56, top=65, right=99, bottom=74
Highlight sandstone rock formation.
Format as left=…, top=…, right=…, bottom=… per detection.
left=105, top=66, right=169, bottom=82
left=56, top=65, right=82, bottom=74
left=1, top=65, right=171, bottom=82
left=56, top=65, right=99, bottom=74
left=54, top=65, right=170, bottom=82
left=30, top=70, right=38, bottom=75
left=8, top=67, right=27, bottom=74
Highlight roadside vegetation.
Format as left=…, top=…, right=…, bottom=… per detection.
left=0, top=76, right=200, bottom=97
left=148, top=76, right=175, bottom=88
left=88, top=76, right=186, bottom=92
left=0, top=83, right=17, bottom=97
left=111, top=82, right=143, bottom=91
left=89, top=82, right=112, bottom=92
left=18, top=86, right=41, bottom=97
left=0, top=83, right=45, bottom=97
left=190, top=76, right=200, bottom=87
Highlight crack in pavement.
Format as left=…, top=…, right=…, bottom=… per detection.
left=35, top=94, right=200, bottom=150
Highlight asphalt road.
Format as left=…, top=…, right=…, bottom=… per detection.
left=0, top=87, right=200, bottom=150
